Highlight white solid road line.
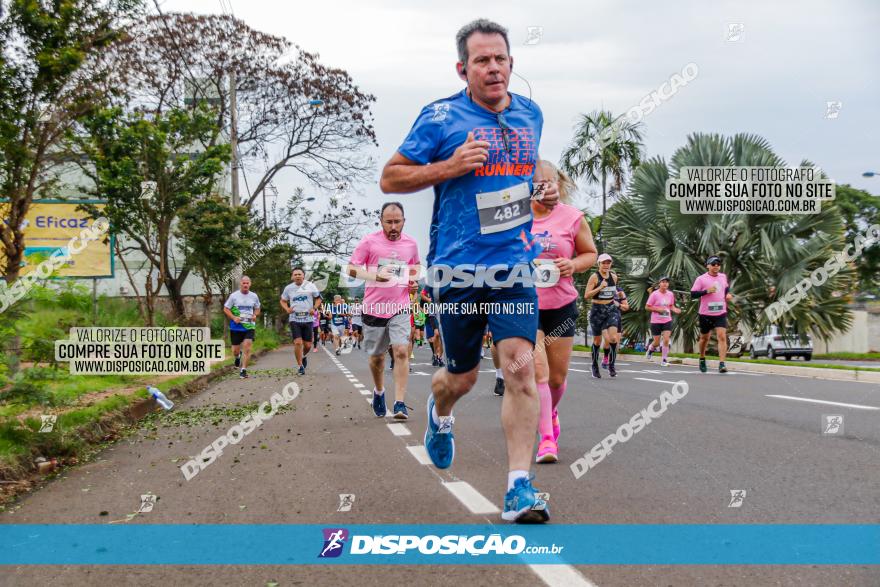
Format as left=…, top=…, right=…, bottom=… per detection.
left=441, top=481, right=500, bottom=514
left=529, top=564, right=598, bottom=587
left=406, top=445, right=433, bottom=465
left=386, top=423, right=411, bottom=436
left=766, top=395, right=880, bottom=410
left=634, top=377, right=683, bottom=385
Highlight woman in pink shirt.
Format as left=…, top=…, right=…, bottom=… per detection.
left=531, top=161, right=597, bottom=463
left=645, top=276, right=680, bottom=367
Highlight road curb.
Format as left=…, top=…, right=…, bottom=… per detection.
left=571, top=350, right=880, bottom=384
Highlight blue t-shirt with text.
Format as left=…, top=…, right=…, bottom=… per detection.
left=398, top=89, right=544, bottom=269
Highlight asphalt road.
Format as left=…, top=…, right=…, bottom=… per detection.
left=2, top=341, right=879, bottom=586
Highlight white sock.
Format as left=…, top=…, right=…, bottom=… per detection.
left=507, top=470, right=529, bottom=491
left=495, top=368, right=504, bottom=380
left=374, top=388, right=384, bottom=396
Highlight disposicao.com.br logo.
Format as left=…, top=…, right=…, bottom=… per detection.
left=318, top=528, right=562, bottom=558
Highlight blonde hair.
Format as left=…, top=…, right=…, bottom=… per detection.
left=537, top=160, right=576, bottom=204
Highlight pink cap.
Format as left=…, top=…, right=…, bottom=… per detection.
left=597, top=253, right=613, bottom=263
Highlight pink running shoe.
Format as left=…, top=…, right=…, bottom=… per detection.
left=552, top=409, right=560, bottom=443
left=535, top=437, right=558, bottom=464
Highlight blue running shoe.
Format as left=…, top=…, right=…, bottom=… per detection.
left=502, top=476, right=549, bottom=523
left=392, top=401, right=409, bottom=420
left=298, top=366, right=305, bottom=376
left=372, top=390, right=386, bottom=417
left=424, top=395, right=454, bottom=469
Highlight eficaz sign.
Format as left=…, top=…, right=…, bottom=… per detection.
left=0, top=199, right=113, bottom=278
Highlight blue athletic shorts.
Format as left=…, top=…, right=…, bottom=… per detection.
left=436, top=281, right=538, bottom=374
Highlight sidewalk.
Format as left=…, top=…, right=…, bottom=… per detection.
left=571, top=350, right=880, bottom=384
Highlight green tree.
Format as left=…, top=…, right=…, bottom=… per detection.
left=560, top=109, right=643, bottom=242
left=177, top=194, right=276, bottom=325
left=75, top=105, right=229, bottom=324
left=603, top=133, right=853, bottom=350
left=245, top=240, right=298, bottom=330
left=833, top=184, right=880, bottom=296
left=0, top=0, right=142, bottom=282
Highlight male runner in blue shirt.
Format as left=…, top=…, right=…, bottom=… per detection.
left=380, top=18, right=558, bottom=523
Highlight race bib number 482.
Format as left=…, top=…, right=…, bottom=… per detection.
left=476, top=182, right=531, bottom=235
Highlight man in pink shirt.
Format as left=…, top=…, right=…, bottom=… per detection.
left=347, top=202, right=421, bottom=419
left=690, top=256, right=733, bottom=373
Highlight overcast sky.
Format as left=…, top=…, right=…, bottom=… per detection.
left=164, top=0, right=880, bottom=258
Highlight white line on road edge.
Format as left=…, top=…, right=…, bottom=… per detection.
left=386, top=423, right=411, bottom=436
left=766, top=395, right=879, bottom=410
left=529, top=564, right=598, bottom=587
left=353, top=383, right=365, bottom=388
left=359, top=389, right=370, bottom=395
left=406, top=445, right=432, bottom=465
left=634, top=377, right=683, bottom=384
left=441, top=481, right=500, bottom=514
left=623, top=369, right=695, bottom=374
left=365, top=398, right=372, bottom=405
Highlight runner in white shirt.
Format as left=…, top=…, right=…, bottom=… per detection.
left=223, top=276, right=261, bottom=379
left=280, top=267, right=322, bottom=376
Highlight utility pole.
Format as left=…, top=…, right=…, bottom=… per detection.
left=228, top=70, right=241, bottom=324
left=229, top=71, right=239, bottom=208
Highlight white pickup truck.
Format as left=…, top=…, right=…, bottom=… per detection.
left=748, top=326, right=813, bottom=361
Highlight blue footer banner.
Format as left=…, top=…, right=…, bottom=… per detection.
left=0, top=524, right=878, bottom=565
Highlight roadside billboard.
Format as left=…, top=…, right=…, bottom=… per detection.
left=0, top=199, right=114, bottom=278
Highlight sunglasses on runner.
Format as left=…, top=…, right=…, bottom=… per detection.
left=496, top=112, right=512, bottom=155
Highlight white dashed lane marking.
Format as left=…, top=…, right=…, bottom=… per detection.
left=406, top=445, right=432, bottom=465
left=386, top=423, right=411, bottom=436
left=442, top=481, right=500, bottom=514
left=529, top=564, right=599, bottom=587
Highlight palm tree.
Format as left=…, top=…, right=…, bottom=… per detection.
left=560, top=110, right=644, bottom=239
left=603, top=133, right=853, bottom=351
